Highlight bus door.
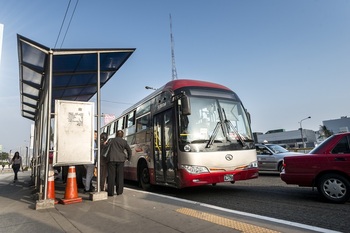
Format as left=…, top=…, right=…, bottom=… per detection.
left=153, top=109, right=175, bottom=184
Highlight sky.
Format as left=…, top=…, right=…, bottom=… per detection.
left=0, top=0, right=350, bottom=154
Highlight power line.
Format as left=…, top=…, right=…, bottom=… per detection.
left=100, top=99, right=133, bottom=105
left=90, top=98, right=133, bottom=106
left=54, top=0, right=79, bottom=49
left=60, top=0, right=79, bottom=48
left=54, top=0, right=71, bottom=49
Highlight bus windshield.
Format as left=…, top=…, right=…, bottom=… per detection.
left=179, top=96, right=253, bottom=145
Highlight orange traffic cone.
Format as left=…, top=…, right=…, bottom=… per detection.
left=59, top=166, right=82, bottom=205
left=47, top=164, right=58, bottom=204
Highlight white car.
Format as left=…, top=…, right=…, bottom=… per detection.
left=256, top=144, right=303, bottom=172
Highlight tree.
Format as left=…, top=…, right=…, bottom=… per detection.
left=0, top=152, right=9, bottom=166
left=319, top=125, right=333, bottom=139
left=0, top=152, right=9, bottom=161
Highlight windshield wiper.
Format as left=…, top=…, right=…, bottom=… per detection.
left=205, top=120, right=222, bottom=148
left=222, top=108, right=247, bottom=148
left=205, top=108, right=249, bottom=148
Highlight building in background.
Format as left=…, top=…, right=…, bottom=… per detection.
left=254, top=129, right=317, bottom=149
left=254, top=116, right=350, bottom=149
left=323, top=116, right=350, bottom=134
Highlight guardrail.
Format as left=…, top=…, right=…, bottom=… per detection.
left=288, top=148, right=313, bottom=153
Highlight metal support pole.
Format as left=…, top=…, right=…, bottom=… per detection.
left=43, top=50, right=54, bottom=200
left=26, top=146, right=28, bottom=167
left=96, top=52, right=101, bottom=193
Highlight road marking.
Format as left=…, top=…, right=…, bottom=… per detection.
left=176, top=207, right=280, bottom=233
left=126, top=188, right=341, bottom=233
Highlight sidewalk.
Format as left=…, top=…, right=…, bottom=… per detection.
left=0, top=167, right=13, bottom=174
left=0, top=171, right=339, bottom=233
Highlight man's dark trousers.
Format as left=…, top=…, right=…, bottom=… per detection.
left=107, top=162, right=124, bottom=196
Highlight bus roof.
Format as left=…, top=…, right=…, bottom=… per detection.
left=164, top=79, right=231, bottom=92
left=118, top=79, right=233, bottom=117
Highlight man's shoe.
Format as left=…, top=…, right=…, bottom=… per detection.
left=84, top=189, right=93, bottom=193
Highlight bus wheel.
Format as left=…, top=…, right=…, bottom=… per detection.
left=139, top=163, right=152, bottom=191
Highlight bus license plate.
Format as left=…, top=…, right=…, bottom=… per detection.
left=224, top=174, right=234, bottom=182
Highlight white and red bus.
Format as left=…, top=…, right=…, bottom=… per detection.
left=102, top=79, right=258, bottom=190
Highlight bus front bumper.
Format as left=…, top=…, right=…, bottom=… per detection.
left=178, top=168, right=259, bottom=188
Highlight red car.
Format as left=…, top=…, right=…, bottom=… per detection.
left=280, top=132, right=350, bottom=203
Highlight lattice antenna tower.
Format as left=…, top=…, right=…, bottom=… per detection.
left=170, top=14, right=178, bottom=80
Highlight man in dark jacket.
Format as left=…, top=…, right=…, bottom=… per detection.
left=107, top=130, right=132, bottom=196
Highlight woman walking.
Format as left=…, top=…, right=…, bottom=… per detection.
left=10, top=152, right=23, bottom=182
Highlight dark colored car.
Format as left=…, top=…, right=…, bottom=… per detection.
left=280, top=132, right=350, bottom=203
left=256, top=143, right=302, bottom=172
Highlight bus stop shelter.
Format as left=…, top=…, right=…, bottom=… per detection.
left=17, top=34, right=135, bottom=208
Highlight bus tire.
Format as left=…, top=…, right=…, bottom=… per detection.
left=139, top=162, right=152, bottom=191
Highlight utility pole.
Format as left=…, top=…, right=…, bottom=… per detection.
left=170, top=14, right=178, bottom=80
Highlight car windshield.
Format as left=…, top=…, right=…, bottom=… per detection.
left=179, top=96, right=253, bottom=144
left=265, top=144, right=289, bottom=154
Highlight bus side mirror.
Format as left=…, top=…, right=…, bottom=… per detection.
left=181, top=95, right=191, bottom=115
left=246, top=110, right=251, bottom=124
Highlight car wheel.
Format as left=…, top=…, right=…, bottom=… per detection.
left=317, top=173, right=350, bottom=204
left=277, top=163, right=284, bottom=173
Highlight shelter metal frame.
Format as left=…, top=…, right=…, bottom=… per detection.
left=17, top=34, right=135, bottom=201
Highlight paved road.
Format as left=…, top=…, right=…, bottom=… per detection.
left=126, top=172, right=349, bottom=233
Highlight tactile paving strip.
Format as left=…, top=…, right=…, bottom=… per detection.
left=176, top=207, right=280, bottom=233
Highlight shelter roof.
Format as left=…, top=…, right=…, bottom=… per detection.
left=17, top=34, right=135, bottom=121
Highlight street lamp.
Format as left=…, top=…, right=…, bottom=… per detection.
left=299, top=116, right=311, bottom=148
left=145, top=86, right=157, bottom=90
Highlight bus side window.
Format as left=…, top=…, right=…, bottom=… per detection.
left=106, top=125, right=110, bottom=137
left=109, top=122, right=116, bottom=137
left=136, top=114, right=150, bottom=132
left=127, top=111, right=135, bottom=127
left=102, top=126, right=108, bottom=135
left=126, top=111, right=136, bottom=135
left=117, top=118, right=124, bottom=131
left=136, top=114, right=151, bottom=143
left=125, top=111, right=136, bottom=144
left=114, top=120, right=118, bottom=133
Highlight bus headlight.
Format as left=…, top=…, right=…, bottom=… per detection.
left=181, top=165, right=209, bottom=174
left=246, top=160, right=258, bottom=168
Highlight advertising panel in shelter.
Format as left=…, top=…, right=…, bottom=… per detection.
left=53, top=100, right=94, bottom=166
